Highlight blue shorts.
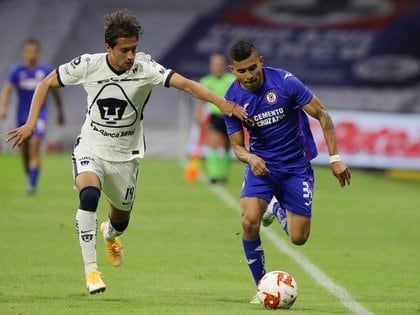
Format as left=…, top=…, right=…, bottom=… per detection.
left=240, top=162, right=314, bottom=218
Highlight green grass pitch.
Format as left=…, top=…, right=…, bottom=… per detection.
left=0, top=153, right=419, bottom=314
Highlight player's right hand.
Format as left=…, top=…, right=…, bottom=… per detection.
left=331, top=161, right=351, bottom=187
left=6, top=124, right=34, bottom=148
left=247, top=154, right=270, bottom=177
left=222, top=101, right=248, bottom=121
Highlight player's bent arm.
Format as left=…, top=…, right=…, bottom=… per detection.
left=0, top=83, right=13, bottom=118
left=168, top=72, right=247, bottom=120
left=229, top=130, right=270, bottom=176
left=26, top=70, right=61, bottom=130
left=303, top=95, right=338, bottom=156
left=303, top=95, right=351, bottom=187
left=228, top=130, right=250, bottom=163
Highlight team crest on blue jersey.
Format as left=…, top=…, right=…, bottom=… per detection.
left=265, top=90, right=278, bottom=104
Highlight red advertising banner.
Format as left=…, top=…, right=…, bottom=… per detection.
left=311, top=110, right=420, bottom=169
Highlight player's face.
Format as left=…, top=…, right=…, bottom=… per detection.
left=210, top=54, right=227, bottom=78
left=22, top=43, right=40, bottom=67
left=106, top=36, right=138, bottom=72
left=229, top=54, right=264, bottom=92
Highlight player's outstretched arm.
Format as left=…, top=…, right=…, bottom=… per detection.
left=169, top=72, right=247, bottom=120
left=303, top=95, right=351, bottom=187
left=6, top=70, right=61, bottom=148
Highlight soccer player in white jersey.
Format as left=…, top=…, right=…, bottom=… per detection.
left=6, top=9, right=247, bottom=294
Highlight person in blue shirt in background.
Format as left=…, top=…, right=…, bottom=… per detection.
left=0, top=39, right=65, bottom=194
left=223, top=40, right=351, bottom=303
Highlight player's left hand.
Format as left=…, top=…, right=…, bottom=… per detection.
left=6, top=124, right=34, bottom=148
left=222, top=101, right=247, bottom=120
left=331, top=161, right=351, bottom=187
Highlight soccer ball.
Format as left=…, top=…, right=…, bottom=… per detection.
left=257, top=271, right=298, bottom=309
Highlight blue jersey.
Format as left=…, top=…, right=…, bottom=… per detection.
left=224, top=67, right=318, bottom=166
left=8, top=63, right=52, bottom=126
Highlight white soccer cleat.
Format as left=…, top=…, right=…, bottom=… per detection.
left=262, top=198, right=277, bottom=227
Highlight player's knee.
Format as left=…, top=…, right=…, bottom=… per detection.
left=289, top=232, right=309, bottom=246
left=242, top=217, right=260, bottom=239
left=79, top=186, right=100, bottom=212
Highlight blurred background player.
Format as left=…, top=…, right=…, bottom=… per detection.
left=0, top=39, right=65, bottom=194
left=185, top=54, right=235, bottom=183
left=223, top=41, right=351, bottom=303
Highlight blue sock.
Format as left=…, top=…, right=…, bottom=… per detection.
left=273, top=203, right=289, bottom=235
left=242, top=235, right=266, bottom=284
left=28, top=167, right=40, bottom=189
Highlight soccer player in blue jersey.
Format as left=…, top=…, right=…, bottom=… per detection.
left=0, top=39, right=65, bottom=194
left=223, top=41, right=351, bottom=303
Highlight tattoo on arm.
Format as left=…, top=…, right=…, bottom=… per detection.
left=317, top=109, right=334, bottom=131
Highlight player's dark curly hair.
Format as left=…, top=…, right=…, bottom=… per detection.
left=229, top=40, right=258, bottom=62
left=104, top=9, right=143, bottom=48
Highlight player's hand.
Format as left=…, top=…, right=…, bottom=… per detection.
left=331, top=161, right=351, bottom=187
left=221, top=101, right=247, bottom=120
left=6, top=124, right=34, bottom=148
left=247, top=154, right=270, bottom=177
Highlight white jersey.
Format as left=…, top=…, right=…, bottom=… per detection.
left=57, top=52, right=174, bottom=161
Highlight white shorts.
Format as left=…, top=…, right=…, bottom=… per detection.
left=72, top=145, right=139, bottom=211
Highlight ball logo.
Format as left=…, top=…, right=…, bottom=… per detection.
left=265, top=91, right=277, bottom=104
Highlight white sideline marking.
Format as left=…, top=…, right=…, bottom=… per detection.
left=207, top=183, right=373, bottom=315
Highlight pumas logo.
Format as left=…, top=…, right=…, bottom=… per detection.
left=81, top=234, right=93, bottom=242
left=265, top=90, right=278, bottom=104
left=89, top=83, right=138, bottom=128
left=79, top=156, right=94, bottom=166
left=97, top=98, right=128, bottom=125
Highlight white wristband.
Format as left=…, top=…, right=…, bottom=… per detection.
left=329, top=154, right=341, bottom=164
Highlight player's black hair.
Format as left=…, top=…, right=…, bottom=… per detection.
left=104, top=9, right=143, bottom=48
left=229, top=40, right=258, bottom=62
left=23, top=38, right=41, bottom=48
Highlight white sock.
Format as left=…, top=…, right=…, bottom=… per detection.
left=75, top=209, right=98, bottom=275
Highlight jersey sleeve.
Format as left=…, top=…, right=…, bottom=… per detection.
left=142, top=54, right=174, bottom=88
left=283, top=73, right=313, bottom=107
left=56, top=54, right=90, bottom=87
left=224, top=115, right=243, bottom=135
